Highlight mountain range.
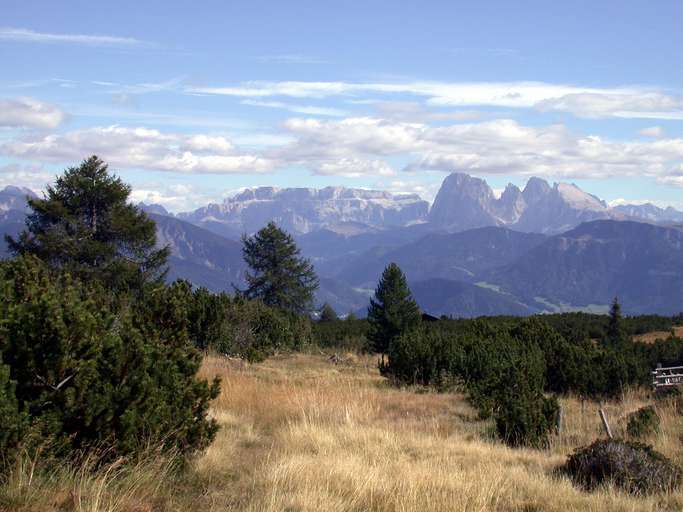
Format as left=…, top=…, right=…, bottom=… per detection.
left=1, top=172, right=682, bottom=317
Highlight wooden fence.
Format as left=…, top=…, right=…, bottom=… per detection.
left=652, top=364, right=683, bottom=390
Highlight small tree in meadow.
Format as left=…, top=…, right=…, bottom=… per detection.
left=367, top=263, right=421, bottom=354
left=242, top=222, right=319, bottom=315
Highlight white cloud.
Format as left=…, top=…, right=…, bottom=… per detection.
left=316, top=158, right=395, bottom=178
left=640, top=126, right=665, bottom=138
left=0, top=163, right=54, bottom=192
left=4, top=115, right=683, bottom=183
left=0, top=27, right=147, bottom=47
left=187, top=80, right=683, bottom=119
left=129, top=183, right=222, bottom=212
left=276, top=116, right=683, bottom=180
left=0, top=97, right=66, bottom=128
left=241, top=99, right=347, bottom=117
left=1, top=126, right=274, bottom=174
left=379, top=179, right=443, bottom=203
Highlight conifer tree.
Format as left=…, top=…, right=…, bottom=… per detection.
left=319, top=302, right=338, bottom=322
left=367, top=262, right=421, bottom=354
left=607, top=296, right=624, bottom=345
left=241, top=222, right=318, bottom=314
left=7, top=155, right=169, bottom=292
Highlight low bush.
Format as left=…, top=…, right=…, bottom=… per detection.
left=0, top=355, right=26, bottom=468
left=188, top=288, right=312, bottom=361
left=0, top=257, right=220, bottom=461
left=563, top=439, right=681, bottom=495
left=626, top=406, right=660, bottom=439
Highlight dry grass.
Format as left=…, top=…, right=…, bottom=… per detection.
left=634, top=326, right=683, bottom=344
left=4, top=351, right=683, bottom=511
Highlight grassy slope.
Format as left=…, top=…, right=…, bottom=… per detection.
left=4, top=353, right=683, bottom=511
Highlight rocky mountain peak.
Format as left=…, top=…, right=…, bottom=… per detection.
left=522, top=177, right=552, bottom=203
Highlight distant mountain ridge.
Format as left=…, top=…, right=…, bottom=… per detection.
left=176, top=186, right=430, bottom=238
left=1, top=176, right=682, bottom=317
left=139, top=174, right=683, bottom=238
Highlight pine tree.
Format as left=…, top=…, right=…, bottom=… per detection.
left=607, top=296, right=624, bottom=345
left=367, top=262, right=421, bottom=354
left=319, top=302, right=338, bottom=322
left=7, top=155, right=169, bottom=292
left=241, top=222, right=319, bottom=314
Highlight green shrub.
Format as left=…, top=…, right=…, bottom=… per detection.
left=0, top=354, right=27, bottom=469
left=626, top=406, right=660, bottom=439
left=0, top=256, right=219, bottom=459
left=385, top=327, right=463, bottom=386
left=494, top=389, right=559, bottom=448
left=563, top=439, right=681, bottom=495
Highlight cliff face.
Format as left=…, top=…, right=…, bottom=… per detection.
left=428, top=172, right=617, bottom=234
left=178, top=186, right=430, bottom=236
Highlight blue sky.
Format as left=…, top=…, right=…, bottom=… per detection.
left=1, top=0, right=683, bottom=211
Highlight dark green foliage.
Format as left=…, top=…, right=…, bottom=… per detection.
left=187, top=286, right=232, bottom=350
left=0, top=353, right=26, bottom=467
left=311, top=318, right=368, bottom=351
left=319, top=303, right=338, bottom=322
left=6, top=156, right=169, bottom=292
left=367, top=263, right=421, bottom=354
left=187, top=286, right=312, bottom=362
left=0, top=256, right=219, bottom=459
left=386, top=328, right=464, bottom=386
left=606, top=297, right=625, bottom=345
left=242, top=222, right=319, bottom=314
left=492, top=372, right=559, bottom=448
left=563, top=439, right=681, bottom=495
left=627, top=406, right=660, bottom=439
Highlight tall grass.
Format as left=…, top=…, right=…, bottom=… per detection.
left=3, top=352, right=683, bottom=511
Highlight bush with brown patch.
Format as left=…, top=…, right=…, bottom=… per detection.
left=563, top=439, right=681, bottom=495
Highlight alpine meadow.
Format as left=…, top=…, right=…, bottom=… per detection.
left=2, top=2, right=683, bottom=511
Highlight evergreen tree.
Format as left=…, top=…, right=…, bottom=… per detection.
left=367, top=263, right=421, bottom=354
left=607, top=296, right=624, bottom=345
left=319, top=302, right=338, bottom=322
left=7, top=155, right=169, bottom=292
left=241, top=222, right=319, bottom=314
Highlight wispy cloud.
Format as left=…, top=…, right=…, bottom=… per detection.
left=91, top=77, right=184, bottom=95
left=0, top=27, right=149, bottom=47
left=187, top=80, right=683, bottom=120
left=241, top=99, right=347, bottom=117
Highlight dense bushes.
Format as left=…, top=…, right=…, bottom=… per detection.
left=312, top=317, right=369, bottom=351
left=0, top=354, right=26, bottom=466
left=188, top=286, right=312, bottom=361
left=563, top=439, right=681, bottom=495
left=0, top=256, right=219, bottom=461
left=375, top=312, right=683, bottom=447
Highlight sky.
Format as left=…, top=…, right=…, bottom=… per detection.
left=1, top=0, right=683, bottom=212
